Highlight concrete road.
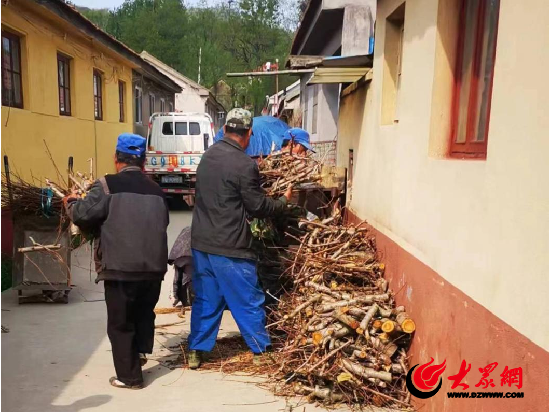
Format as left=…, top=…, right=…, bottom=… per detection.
left=1, top=210, right=389, bottom=412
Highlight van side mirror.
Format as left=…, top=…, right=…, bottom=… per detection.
left=203, top=133, right=209, bottom=151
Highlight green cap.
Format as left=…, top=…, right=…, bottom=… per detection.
left=225, top=108, right=253, bottom=130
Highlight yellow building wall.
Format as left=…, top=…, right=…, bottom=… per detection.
left=339, top=0, right=549, bottom=349
left=1, top=2, right=134, bottom=182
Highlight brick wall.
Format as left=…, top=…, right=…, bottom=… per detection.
left=311, top=140, right=336, bottom=165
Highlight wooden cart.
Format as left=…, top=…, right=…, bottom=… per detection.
left=3, top=156, right=72, bottom=304
left=11, top=216, right=71, bottom=304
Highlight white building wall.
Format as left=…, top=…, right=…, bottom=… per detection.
left=140, top=52, right=209, bottom=115
left=174, top=83, right=206, bottom=113
left=321, top=84, right=339, bottom=141
left=300, top=80, right=339, bottom=145
left=347, top=0, right=548, bottom=349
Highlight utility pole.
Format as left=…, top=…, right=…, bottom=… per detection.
left=198, top=47, right=202, bottom=85
left=275, top=58, right=279, bottom=116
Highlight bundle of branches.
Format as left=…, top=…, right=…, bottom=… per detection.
left=1, top=172, right=94, bottom=218
left=1, top=174, right=65, bottom=217
left=259, top=152, right=322, bottom=197
left=267, top=219, right=415, bottom=409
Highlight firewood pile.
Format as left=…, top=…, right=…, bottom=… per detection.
left=258, top=152, right=322, bottom=197
left=265, top=218, right=414, bottom=408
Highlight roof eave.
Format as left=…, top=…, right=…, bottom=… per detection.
left=38, top=0, right=181, bottom=93
left=290, top=0, right=322, bottom=55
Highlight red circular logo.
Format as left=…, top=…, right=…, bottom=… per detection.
left=406, top=358, right=447, bottom=399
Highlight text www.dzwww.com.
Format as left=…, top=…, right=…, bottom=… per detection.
left=447, top=392, right=524, bottom=399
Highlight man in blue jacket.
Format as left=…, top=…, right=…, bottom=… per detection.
left=189, top=109, right=292, bottom=368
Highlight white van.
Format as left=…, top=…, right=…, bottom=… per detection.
left=145, top=112, right=215, bottom=205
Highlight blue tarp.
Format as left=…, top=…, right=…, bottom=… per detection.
left=214, top=116, right=290, bottom=157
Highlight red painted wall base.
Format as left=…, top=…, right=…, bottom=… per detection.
left=345, top=210, right=548, bottom=412
left=1, top=209, right=13, bottom=257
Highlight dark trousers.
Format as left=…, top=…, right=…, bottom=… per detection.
left=104, top=280, right=162, bottom=386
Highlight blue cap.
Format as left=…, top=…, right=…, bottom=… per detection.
left=116, top=133, right=146, bottom=156
left=282, top=128, right=313, bottom=151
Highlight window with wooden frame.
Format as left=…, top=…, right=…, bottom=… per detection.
left=1, top=30, right=23, bottom=108
left=160, top=97, right=166, bottom=113
left=449, top=0, right=500, bottom=159
left=135, top=85, right=143, bottom=123
left=93, top=69, right=103, bottom=120
left=118, top=81, right=125, bottom=122
left=57, top=53, right=71, bottom=116
left=149, top=93, right=155, bottom=117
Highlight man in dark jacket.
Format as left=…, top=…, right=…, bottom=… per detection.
left=189, top=109, right=292, bottom=369
left=64, top=134, right=169, bottom=389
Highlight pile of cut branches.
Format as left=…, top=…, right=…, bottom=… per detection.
left=265, top=218, right=415, bottom=409
left=258, top=152, right=322, bottom=197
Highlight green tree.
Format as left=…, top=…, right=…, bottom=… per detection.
left=80, top=0, right=297, bottom=114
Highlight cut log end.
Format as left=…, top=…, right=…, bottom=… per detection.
left=395, top=312, right=416, bottom=333
left=381, top=320, right=396, bottom=334
left=401, top=318, right=416, bottom=334
left=372, top=319, right=383, bottom=330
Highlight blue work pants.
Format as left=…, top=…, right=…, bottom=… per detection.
left=189, top=249, right=271, bottom=354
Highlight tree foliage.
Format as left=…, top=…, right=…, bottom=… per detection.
left=80, top=0, right=299, bottom=114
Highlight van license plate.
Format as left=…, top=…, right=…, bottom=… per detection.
left=161, top=175, right=183, bottom=184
